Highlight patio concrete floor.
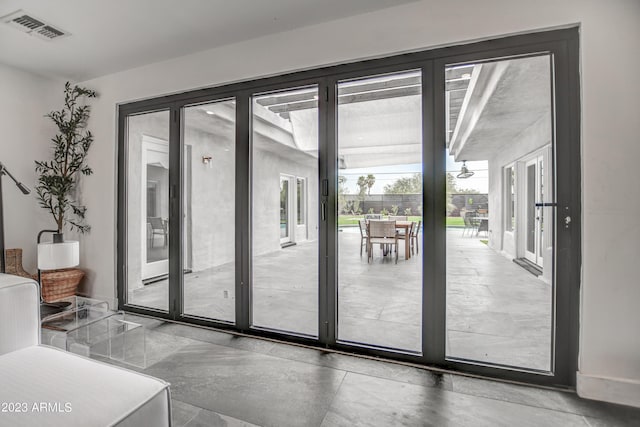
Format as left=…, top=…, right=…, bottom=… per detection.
left=129, top=227, right=552, bottom=371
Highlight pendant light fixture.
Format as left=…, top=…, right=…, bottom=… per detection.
left=457, top=160, right=474, bottom=179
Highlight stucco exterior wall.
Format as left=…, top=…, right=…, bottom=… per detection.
left=252, top=148, right=319, bottom=257
left=488, top=114, right=552, bottom=268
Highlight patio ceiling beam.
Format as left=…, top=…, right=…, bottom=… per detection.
left=265, top=85, right=423, bottom=115
left=341, top=152, right=421, bottom=169
left=268, top=99, right=318, bottom=113
left=338, top=142, right=421, bottom=155
left=338, top=75, right=420, bottom=96
left=258, top=76, right=424, bottom=116
left=257, top=76, right=422, bottom=108
left=338, top=86, right=421, bottom=105
left=256, top=91, right=317, bottom=107
left=445, top=80, right=470, bottom=91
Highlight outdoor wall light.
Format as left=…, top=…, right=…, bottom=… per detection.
left=457, top=160, right=475, bottom=179
left=202, top=156, right=213, bottom=168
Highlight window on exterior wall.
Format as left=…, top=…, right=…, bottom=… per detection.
left=505, top=166, right=515, bottom=232
left=297, top=177, right=306, bottom=225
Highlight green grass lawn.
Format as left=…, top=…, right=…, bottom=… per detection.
left=446, top=217, right=464, bottom=227
left=337, top=215, right=465, bottom=227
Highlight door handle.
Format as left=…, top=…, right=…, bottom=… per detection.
left=321, top=202, right=326, bottom=221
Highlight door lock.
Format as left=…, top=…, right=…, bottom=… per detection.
left=564, top=215, right=571, bottom=228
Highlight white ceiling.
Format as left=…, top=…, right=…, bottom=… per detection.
left=0, top=0, right=416, bottom=81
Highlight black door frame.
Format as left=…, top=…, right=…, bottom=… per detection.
left=429, top=38, right=580, bottom=387
left=116, top=27, right=580, bottom=387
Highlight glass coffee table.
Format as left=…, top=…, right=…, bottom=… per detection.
left=41, top=296, right=146, bottom=368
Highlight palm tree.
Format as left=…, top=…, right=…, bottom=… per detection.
left=365, top=174, right=376, bottom=195
left=357, top=176, right=368, bottom=196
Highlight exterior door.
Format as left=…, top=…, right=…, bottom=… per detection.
left=279, top=175, right=293, bottom=245
left=524, top=155, right=544, bottom=267
left=251, top=86, right=320, bottom=337
left=141, top=136, right=170, bottom=281
left=443, top=54, right=557, bottom=374
left=295, top=177, right=308, bottom=242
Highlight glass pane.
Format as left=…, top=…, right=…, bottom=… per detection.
left=297, top=178, right=305, bottom=225
left=505, top=166, right=515, bottom=232
left=182, top=99, right=236, bottom=322
left=251, top=86, right=319, bottom=336
left=126, top=110, right=170, bottom=311
left=337, top=70, right=423, bottom=353
left=280, top=177, right=289, bottom=240
left=527, top=163, right=536, bottom=254
left=510, top=167, right=516, bottom=230
left=445, top=55, right=554, bottom=371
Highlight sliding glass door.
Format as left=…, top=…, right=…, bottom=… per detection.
left=444, top=55, right=556, bottom=372
left=125, top=110, right=171, bottom=311
left=181, top=99, right=236, bottom=323
left=118, top=28, right=579, bottom=386
left=336, top=70, right=423, bottom=352
left=251, top=86, right=319, bottom=337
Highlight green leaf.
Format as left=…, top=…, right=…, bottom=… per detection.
left=35, top=82, right=98, bottom=234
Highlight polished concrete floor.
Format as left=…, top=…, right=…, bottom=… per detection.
left=130, top=227, right=551, bottom=370
left=85, top=316, right=640, bottom=427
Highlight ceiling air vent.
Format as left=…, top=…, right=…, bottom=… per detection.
left=11, top=14, right=44, bottom=31
left=1, top=10, right=69, bottom=41
left=33, top=25, right=66, bottom=40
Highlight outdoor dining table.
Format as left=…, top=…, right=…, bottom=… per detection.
left=395, top=221, right=413, bottom=260
left=470, top=216, right=489, bottom=236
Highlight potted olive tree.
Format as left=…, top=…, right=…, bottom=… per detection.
left=34, top=82, right=97, bottom=301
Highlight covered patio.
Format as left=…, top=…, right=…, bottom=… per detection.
left=130, top=226, right=551, bottom=370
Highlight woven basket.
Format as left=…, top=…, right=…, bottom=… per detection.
left=41, top=268, right=84, bottom=302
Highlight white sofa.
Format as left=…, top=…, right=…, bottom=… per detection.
left=0, top=274, right=172, bottom=426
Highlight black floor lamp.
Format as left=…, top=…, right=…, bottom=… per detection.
left=0, top=161, right=31, bottom=274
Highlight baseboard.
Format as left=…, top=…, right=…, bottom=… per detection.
left=576, top=371, right=640, bottom=408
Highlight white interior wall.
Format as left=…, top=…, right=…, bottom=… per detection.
left=71, top=0, right=639, bottom=406
left=0, top=63, right=63, bottom=272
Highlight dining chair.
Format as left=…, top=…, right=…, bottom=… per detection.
left=462, top=212, right=477, bottom=237
left=389, top=216, right=409, bottom=245
left=148, top=217, right=168, bottom=247
left=367, top=220, right=398, bottom=264
left=397, top=221, right=414, bottom=255
left=358, top=219, right=368, bottom=256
